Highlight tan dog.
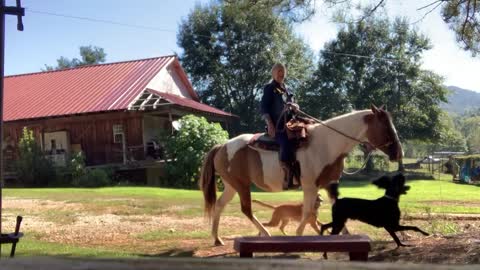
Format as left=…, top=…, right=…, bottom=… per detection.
left=253, top=195, right=323, bottom=235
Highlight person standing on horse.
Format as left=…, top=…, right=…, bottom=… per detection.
left=260, top=63, right=300, bottom=190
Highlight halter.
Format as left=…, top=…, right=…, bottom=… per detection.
left=296, top=109, right=396, bottom=151
left=295, top=108, right=397, bottom=175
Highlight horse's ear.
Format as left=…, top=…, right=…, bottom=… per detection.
left=371, top=104, right=379, bottom=114
left=379, top=104, right=385, bottom=111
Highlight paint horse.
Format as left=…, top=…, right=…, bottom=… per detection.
left=200, top=105, right=403, bottom=246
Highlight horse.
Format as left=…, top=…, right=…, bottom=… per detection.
left=200, top=105, right=403, bottom=246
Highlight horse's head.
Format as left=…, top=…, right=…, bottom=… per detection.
left=364, top=105, right=403, bottom=161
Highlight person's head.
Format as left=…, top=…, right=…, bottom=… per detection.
left=271, top=63, right=287, bottom=83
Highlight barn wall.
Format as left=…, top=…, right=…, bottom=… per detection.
left=4, top=111, right=145, bottom=166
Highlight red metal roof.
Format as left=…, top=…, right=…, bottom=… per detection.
left=147, top=89, right=234, bottom=117
left=4, top=56, right=231, bottom=121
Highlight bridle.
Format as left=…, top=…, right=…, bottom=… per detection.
left=295, top=108, right=396, bottom=151
left=295, top=108, right=397, bottom=175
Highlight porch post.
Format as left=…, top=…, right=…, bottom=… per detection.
left=168, top=111, right=173, bottom=135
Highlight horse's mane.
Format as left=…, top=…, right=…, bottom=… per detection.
left=323, top=109, right=372, bottom=124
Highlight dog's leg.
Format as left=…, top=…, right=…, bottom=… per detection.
left=395, top=225, right=430, bottom=236
left=385, top=228, right=408, bottom=247
left=320, top=222, right=332, bottom=235
left=331, top=219, right=346, bottom=235
left=280, top=219, right=289, bottom=235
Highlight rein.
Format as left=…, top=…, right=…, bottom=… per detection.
left=342, top=151, right=373, bottom=175
left=296, top=108, right=394, bottom=150
left=295, top=108, right=394, bottom=175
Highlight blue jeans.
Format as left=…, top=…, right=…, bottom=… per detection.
left=275, top=131, right=295, bottom=163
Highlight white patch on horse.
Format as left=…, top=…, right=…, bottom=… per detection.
left=298, top=110, right=371, bottom=185
left=259, top=152, right=284, bottom=191
left=226, top=134, right=254, bottom=172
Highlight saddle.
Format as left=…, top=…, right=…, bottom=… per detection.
left=248, top=117, right=314, bottom=152
left=248, top=133, right=279, bottom=151
left=285, top=116, right=315, bottom=141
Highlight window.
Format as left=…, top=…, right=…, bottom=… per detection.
left=113, top=124, right=124, bottom=144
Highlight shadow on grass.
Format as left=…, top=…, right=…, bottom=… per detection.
left=138, top=248, right=303, bottom=259
left=140, top=248, right=195, bottom=258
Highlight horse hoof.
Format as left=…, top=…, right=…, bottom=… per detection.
left=260, top=231, right=271, bottom=237
left=214, top=239, right=225, bottom=246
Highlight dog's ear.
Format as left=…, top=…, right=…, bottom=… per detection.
left=327, top=182, right=340, bottom=199
left=372, top=175, right=390, bottom=189
left=402, top=185, right=410, bottom=194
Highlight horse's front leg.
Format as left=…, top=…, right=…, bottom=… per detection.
left=237, top=181, right=271, bottom=237
left=296, top=184, right=318, bottom=236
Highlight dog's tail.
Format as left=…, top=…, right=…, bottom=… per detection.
left=252, top=199, right=276, bottom=209
left=327, top=182, right=340, bottom=203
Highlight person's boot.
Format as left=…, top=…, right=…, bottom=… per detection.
left=281, top=161, right=299, bottom=190
left=292, top=160, right=301, bottom=187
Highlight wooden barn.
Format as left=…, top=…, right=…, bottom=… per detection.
left=3, top=55, right=234, bottom=183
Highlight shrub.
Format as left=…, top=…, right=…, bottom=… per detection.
left=66, top=152, right=111, bottom=187
left=162, top=115, right=228, bottom=189
left=371, top=155, right=390, bottom=171
left=16, top=127, right=56, bottom=186
left=344, top=153, right=390, bottom=173
left=72, top=168, right=111, bottom=187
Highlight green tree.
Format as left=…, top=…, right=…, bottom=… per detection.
left=301, top=15, right=448, bottom=143
left=177, top=2, right=314, bottom=133
left=441, top=0, right=480, bottom=56
left=458, top=116, right=480, bottom=153
left=43, top=45, right=107, bottom=71
left=162, top=115, right=228, bottom=189
left=301, top=14, right=450, bottom=172
left=246, top=0, right=480, bottom=56
left=225, top=0, right=316, bottom=22
left=434, top=112, right=467, bottom=152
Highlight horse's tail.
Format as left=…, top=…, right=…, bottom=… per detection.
left=252, top=199, right=276, bottom=209
left=199, top=144, right=222, bottom=219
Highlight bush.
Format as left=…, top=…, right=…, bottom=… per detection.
left=66, top=152, right=111, bottom=187
left=345, top=153, right=390, bottom=173
left=162, top=115, right=228, bottom=189
left=16, top=127, right=56, bottom=186
left=72, top=168, right=111, bottom=187
left=371, top=155, right=390, bottom=171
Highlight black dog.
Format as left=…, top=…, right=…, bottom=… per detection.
left=320, top=173, right=429, bottom=247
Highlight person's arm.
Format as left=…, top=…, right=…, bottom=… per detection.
left=261, top=84, right=276, bottom=137
left=285, top=87, right=299, bottom=112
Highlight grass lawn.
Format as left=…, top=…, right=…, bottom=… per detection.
left=1, top=173, right=479, bottom=258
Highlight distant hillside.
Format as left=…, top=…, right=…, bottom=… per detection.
left=441, top=86, right=480, bottom=115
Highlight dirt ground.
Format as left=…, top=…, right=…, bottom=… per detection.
left=2, top=198, right=480, bottom=264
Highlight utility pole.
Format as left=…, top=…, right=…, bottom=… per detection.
left=0, top=0, right=24, bottom=257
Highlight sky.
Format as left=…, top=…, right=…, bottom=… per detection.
left=5, top=0, right=480, bottom=92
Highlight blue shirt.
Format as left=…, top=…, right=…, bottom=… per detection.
left=260, top=80, right=294, bottom=129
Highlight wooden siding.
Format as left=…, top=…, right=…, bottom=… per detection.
left=4, top=111, right=145, bottom=166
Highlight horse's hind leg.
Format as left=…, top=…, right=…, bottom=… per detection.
left=237, top=182, right=271, bottom=237
left=212, top=182, right=237, bottom=246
